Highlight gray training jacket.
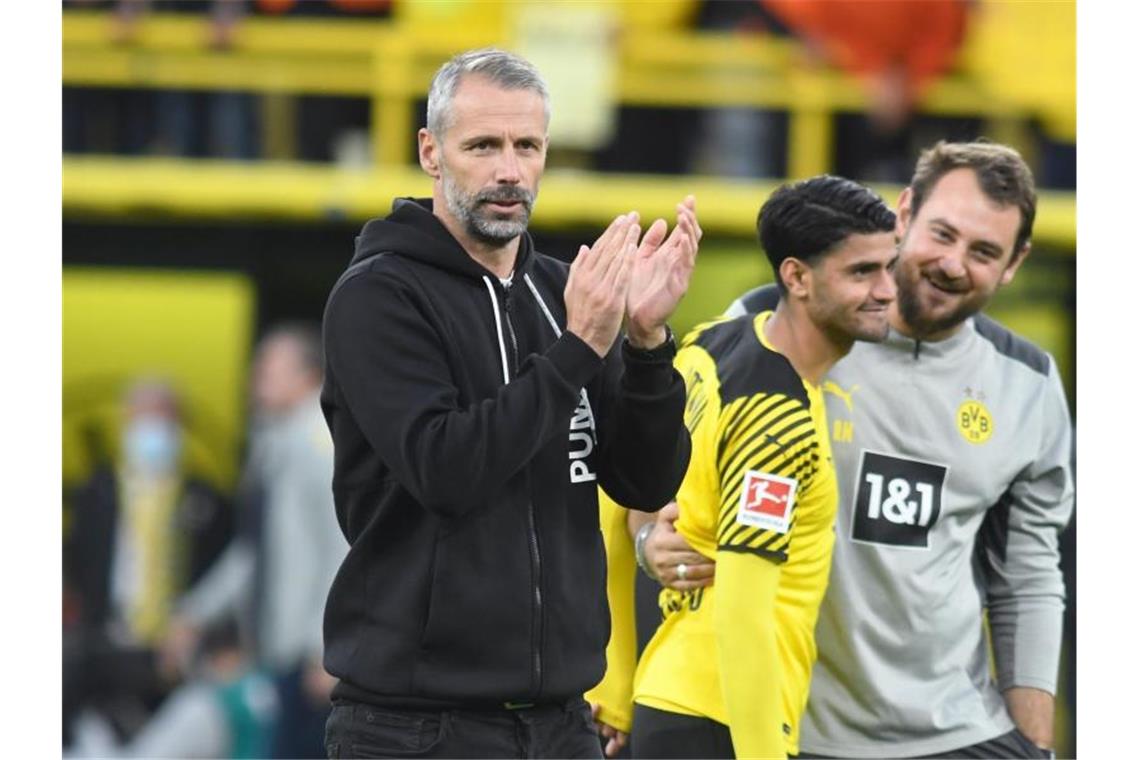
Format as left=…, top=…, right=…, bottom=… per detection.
left=727, top=289, right=1074, bottom=757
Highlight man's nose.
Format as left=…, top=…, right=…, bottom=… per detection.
left=494, top=148, right=522, bottom=184
left=937, top=248, right=967, bottom=280
left=873, top=269, right=897, bottom=302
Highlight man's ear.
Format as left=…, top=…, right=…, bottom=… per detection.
left=418, top=128, right=440, bottom=179
left=779, top=257, right=811, bottom=299
left=1000, top=242, right=1031, bottom=286
left=895, top=187, right=914, bottom=241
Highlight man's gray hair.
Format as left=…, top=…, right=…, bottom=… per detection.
left=426, top=48, right=551, bottom=136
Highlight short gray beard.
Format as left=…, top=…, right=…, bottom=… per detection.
left=441, top=171, right=535, bottom=246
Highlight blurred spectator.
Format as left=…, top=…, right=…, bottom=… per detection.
left=164, top=323, right=345, bottom=759
left=688, top=1, right=789, bottom=178
left=762, top=0, right=970, bottom=181
left=63, top=378, right=233, bottom=746
left=255, top=0, right=393, bottom=163
left=62, top=0, right=260, bottom=159
left=69, top=618, right=279, bottom=759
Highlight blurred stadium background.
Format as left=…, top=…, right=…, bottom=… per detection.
left=61, top=0, right=1076, bottom=757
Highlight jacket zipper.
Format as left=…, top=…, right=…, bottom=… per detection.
left=502, top=283, right=544, bottom=697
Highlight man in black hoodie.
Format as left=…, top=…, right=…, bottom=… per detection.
left=319, top=48, right=697, bottom=759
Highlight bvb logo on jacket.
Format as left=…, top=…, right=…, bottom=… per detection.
left=957, top=387, right=993, bottom=445
left=568, top=388, right=598, bottom=483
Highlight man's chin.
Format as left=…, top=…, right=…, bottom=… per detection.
left=469, top=218, right=529, bottom=246
left=851, top=323, right=891, bottom=343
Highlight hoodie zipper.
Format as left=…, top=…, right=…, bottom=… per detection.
left=501, top=282, right=544, bottom=698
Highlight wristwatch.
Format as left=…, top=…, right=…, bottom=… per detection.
left=624, top=325, right=675, bottom=360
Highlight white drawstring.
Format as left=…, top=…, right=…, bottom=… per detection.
left=482, top=276, right=511, bottom=385
left=524, top=273, right=562, bottom=338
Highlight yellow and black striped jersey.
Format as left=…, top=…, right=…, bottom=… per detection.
left=632, top=311, right=839, bottom=758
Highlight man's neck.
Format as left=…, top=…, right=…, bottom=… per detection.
left=764, top=301, right=852, bottom=386
left=433, top=204, right=520, bottom=280
left=466, top=240, right=519, bottom=280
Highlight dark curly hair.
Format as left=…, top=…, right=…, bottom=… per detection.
left=758, top=175, right=896, bottom=294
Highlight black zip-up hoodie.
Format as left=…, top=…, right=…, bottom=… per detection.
left=320, top=198, right=690, bottom=709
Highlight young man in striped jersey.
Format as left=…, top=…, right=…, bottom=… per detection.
left=590, top=175, right=898, bottom=759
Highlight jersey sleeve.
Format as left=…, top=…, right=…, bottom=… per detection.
left=712, top=390, right=825, bottom=759
left=982, top=357, right=1074, bottom=694
left=671, top=341, right=723, bottom=558
left=715, top=393, right=823, bottom=563
left=584, top=488, right=638, bottom=734
left=715, top=550, right=785, bottom=759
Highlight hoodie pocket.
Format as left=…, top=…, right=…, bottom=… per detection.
left=414, top=514, right=534, bottom=699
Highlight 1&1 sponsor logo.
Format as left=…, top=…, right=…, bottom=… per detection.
left=850, top=450, right=949, bottom=549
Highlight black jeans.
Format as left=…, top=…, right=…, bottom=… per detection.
left=325, top=697, right=603, bottom=759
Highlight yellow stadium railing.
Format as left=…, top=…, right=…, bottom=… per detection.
left=61, top=9, right=1075, bottom=247
left=61, top=156, right=1076, bottom=250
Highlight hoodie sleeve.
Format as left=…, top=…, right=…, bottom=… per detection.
left=983, top=357, right=1074, bottom=696
left=323, top=269, right=606, bottom=518
left=592, top=333, right=692, bottom=512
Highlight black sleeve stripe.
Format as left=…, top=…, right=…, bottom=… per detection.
left=721, top=423, right=815, bottom=486
left=717, top=435, right=815, bottom=513
left=719, top=423, right=809, bottom=495
left=718, top=400, right=807, bottom=472
left=716, top=394, right=810, bottom=475
left=718, top=520, right=792, bottom=554
left=725, top=393, right=798, bottom=438
left=718, top=542, right=787, bottom=564
left=719, top=519, right=756, bottom=547
left=719, top=517, right=794, bottom=553
left=715, top=395, right=783, bottom=463
left=719, top=427, right=817, bottom=504
left=717, top=498, right=800, bottom=549
left=788, top=452, right=821, bottom=487
left=719, top=392, right=795, bottom=444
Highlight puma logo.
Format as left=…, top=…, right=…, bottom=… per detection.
left=823, top=381, right=859, bottom=412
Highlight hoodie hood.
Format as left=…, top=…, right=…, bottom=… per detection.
left=351, top=197, right=535, bottom=281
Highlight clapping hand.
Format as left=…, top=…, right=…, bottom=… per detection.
left=626, top=196, right=702, bottom=348
left=565, top=213, right=641, bottom=357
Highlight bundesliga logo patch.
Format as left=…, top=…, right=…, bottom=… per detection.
left=737, top=470, right=797, bottom=534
